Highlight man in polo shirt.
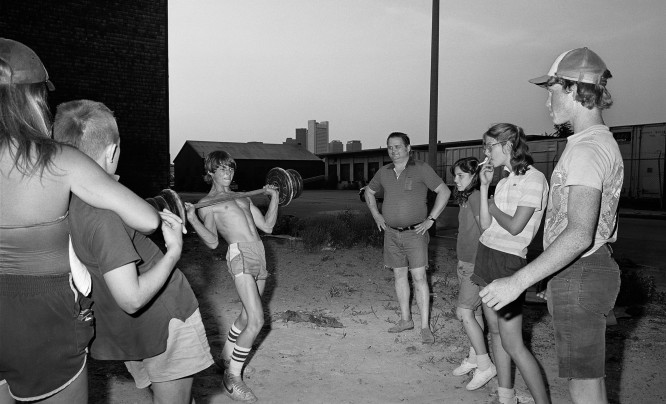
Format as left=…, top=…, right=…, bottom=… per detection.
left=365, top=132, right=450, bottom=344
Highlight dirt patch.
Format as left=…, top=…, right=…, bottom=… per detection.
left=88, top=235, right=666, bottom=403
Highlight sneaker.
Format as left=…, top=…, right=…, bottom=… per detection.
left=222, top=370, right=258, bottom=402
left=388, top=319, right=414, bottom=333
left=452, top=358, right=477, bottom=376
left=421, top=328, right=435, bottom=344
left=465, top=364, right=497, bottom=391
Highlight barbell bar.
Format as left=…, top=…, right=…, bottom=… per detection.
left=145, top=167, right=323, bottom=228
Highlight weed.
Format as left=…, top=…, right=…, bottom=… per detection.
left=616, top=269, right=665, bottom=306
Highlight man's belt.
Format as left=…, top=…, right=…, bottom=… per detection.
left=389, top=223, right=421, bottom=232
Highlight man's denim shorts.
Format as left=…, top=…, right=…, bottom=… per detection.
left=383, top=227, right=429, bottom=270
left=546, top=245, right=620, bottom=379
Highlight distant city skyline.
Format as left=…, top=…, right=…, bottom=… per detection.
left=168, top=1, right=666, bottom=161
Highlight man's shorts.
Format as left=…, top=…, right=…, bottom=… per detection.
left=472, top=243, right=526, bottom=317
left=456, top=261, right=482, bottom=314
left=226, top=241, right=268, bottom=280
left=0, top=273, right=93, bottom=401
left=125, top=308, right=214, bottom=389
left=546, top=245, right=620, bottom=379
left=383, top=227, right=429, bottom=270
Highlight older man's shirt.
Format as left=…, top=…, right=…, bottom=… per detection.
left=368, top=158, right=444, bottom=228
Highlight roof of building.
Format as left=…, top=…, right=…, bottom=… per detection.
left=180, top=141, right=322, bottom=161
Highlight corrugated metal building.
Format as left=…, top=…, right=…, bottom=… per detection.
left=320, top=123, right=666, bottom=205
left=174, top=141, right=325, bottom=192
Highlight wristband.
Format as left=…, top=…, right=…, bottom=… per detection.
left=427, top=216, right=436, bottom=223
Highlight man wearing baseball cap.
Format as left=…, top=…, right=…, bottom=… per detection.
left=479, top=47, right=624, bottom=404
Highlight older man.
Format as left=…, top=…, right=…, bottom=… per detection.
left=365, top=132, right=450, bottom=344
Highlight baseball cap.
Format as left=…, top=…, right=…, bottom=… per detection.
left=0, top=38, right=55, bottom=91
left=529, top=47, right=610, bottom=86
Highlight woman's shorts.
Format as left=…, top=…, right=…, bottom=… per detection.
left=546, top=245, right=620, bottom=379
left=472, top=243, right=526, bottom=317
left=0, top=273, right=93, bottom=401
left=226, top=241, right=268, bottom=280
left=383, top=227, right=429, bottom=270
left=124, top=308, right=214, bottom=389
left=456, top=261, right=481, bottom=313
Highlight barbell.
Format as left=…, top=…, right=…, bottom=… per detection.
left=146, top=167, right=322, bottom=227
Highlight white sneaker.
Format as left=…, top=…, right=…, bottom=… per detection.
left=465, top=364, right=497, bottom=390
left=452, top=358, right=477, bottom=376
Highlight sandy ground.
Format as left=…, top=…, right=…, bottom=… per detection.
left=88, top=234, right=666, bottom=404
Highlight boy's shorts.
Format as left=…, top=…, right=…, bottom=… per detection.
left=124, top=308, right=214, bottom=389
left=383, top=227, right=429, bottom=270
left=0, top=273, right=93, bottom=401
left=546, top=245, right=620, bottom=379
left=456, top=261, right=482, bottom=314
left=226, top=241, right=268, bottom=280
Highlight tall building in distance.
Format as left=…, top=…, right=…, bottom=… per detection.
left=328, top=140, right=343, bottom=153
left=295, top=128, right=307, bottom=148
left=346, top=140, right=362, bottom=152
left=307, top=120, right=329, bottom=154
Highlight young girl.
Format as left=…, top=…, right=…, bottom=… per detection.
left=474, top=123, right=550, bottom=404
left=450, top=157, right=497, bottom=391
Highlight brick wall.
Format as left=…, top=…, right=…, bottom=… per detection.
left=1, top=0, right=169, bottom=197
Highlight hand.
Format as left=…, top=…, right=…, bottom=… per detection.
left=159, top=209, right=184, bottom=252
left=415, top=218, right=434, bottom=235
left=479, top=163, right=494, bottom=186
left=479, top=275, right=526, bottom=311
left=184, top=202, right=197, bottom=222
left=263, top=184, right=279, bottom=198
left=372, top=214, right=386, bottom=232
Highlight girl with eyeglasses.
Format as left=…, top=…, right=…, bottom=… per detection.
left=472, top=123, right=551, bottom=404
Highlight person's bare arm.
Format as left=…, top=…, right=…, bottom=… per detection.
left=478, top=165, right=494, bottom=230
left=251, top=185, right=279, bottom=233
left=480, top=185, right=601, bottom=310
left=364, top=187, right=386, bottom=231
left=489, top=203, right=536, bottom=236
left=102, top=210, right=184, bottom=314
left=414, top=183, right=450, bottom=235
left=185, top=203, right=219, bottom=249
left=61, top=146, right=159, bottom=233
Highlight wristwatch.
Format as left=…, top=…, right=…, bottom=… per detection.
left=427, top=216, right=436, bottom=223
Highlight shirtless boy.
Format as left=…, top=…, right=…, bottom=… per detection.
left=185, top=151, right=278, bottom=403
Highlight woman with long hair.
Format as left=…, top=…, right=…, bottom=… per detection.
left=0, top=38, right=159, bottom=403
left=473, top=123, right=550, bottom=404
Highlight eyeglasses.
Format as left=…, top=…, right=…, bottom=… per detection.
left=483, top=141, right=507, bottom=153
left=215, top=165, right=235, bottom=174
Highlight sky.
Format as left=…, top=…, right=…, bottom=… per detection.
left=168, top=0, right=666, bottom=161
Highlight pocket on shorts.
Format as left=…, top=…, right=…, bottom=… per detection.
left=578, top=267, right=620, bottom=316
left=74, top=307, right=95, bottom=354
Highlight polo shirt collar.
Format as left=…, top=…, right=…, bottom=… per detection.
left=386, top=156, right=416, bottom=170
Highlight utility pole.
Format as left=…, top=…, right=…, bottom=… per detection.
left=428, top=0, right=439, bottom=170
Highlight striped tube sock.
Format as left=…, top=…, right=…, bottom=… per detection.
left=229, top=345, right=251, bottom=377
left=222, top=324, right=242, bottom=362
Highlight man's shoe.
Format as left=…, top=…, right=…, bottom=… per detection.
left=452, top=358, right=477, bottom=376
left=388, top=319, right=414, bottom=333
left=421, top=328, right=435, bottom=344
left=222, top=370, right=258, bottom=402
left=465, top=364, right=497, bottom=390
